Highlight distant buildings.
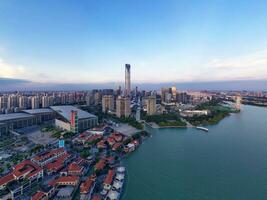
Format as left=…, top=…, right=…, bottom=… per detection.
left=116, top=96, right=131, bottom=118
left=102, top=95, right=114, bottom=113
left=235, top=96, right=242, bottom=111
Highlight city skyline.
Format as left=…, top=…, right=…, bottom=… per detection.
left=1, top=0, right=267, bottom=88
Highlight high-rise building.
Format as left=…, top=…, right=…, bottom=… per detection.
left=48, top=96, right=54, bottom=106
left=42, top=96, right=49, bottom=108
left=171, top=86, right=177, bottom=101
left=177, top=92, right=189, bottom=104
left=116, top=96, right=131, bottom=118
left=145, top=96, right=157, bottom=116
left=19, top=96, right=29, bottom=109
left=7, top=95, right=19, bottom=109
left=102, top=95, right=114, bottom=113
left=31, top=96, right=40, bottom=109
left=0, top=96, right=8, bottom=109
left=125, top=64, right=131, bottom=97
left=86, top=92, right=94, bottom=106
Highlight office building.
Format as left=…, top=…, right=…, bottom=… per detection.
left=125, top=64, right=131, bottom=96
left=116, top=96, right=131, bottom=118
left=144, top=96, right=157, bottom=116
left=102, top=95, right=114, bottom=113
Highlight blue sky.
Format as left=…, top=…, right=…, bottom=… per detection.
left=1, top=0, right=267, bottom=86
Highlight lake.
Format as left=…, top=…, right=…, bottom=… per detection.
left=122, top=105, right=267, bottom=200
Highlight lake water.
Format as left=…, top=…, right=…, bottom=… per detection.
left=122, top=105, right=267, bottom=200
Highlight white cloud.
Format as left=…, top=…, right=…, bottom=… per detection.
left=206, top=49, right=267, bottom=81
left=0, top=58, right=25, bottom=78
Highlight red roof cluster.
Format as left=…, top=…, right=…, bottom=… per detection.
left=110, top=132, right=123, bottom=142
left=80, top=174, right=96, bottom=194
left=33, top=148, right=65, bottom=162
left=0, top=160, right=43, bottom=187
left=45, top=153, right=70, bottom=172
left=86, top=134, right=102, bottom=143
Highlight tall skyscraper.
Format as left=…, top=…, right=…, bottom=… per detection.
left=125, top=64, right=131, bottom=97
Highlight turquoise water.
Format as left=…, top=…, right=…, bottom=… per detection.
left=122, top=105, right=267, bottom=200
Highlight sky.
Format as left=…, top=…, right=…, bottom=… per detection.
left=0, top=0, right=267, bottom=90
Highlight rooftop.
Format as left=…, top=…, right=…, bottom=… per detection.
left=0, top=113, right=34, bottom=122
left=50, top=105, right=97, bottom=121
left=32, top=191, right=46, bottom=200
left=22, top=108, right=54, bottom=115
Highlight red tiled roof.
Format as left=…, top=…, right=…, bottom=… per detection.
left=92, top=195, right=101, bottom=200
left=32, top=191, right=46, bottom=200
left=80, top=174, right=96, bottom=194
left=68, top=162, right=83, bottom=173
left=45, top=153, right=70, bottom=172
left=94, top=159, right=106, bottom=171
left=13, top=160, right=43, bottom=179
left=103, top=169, right=115, bottom=185
left=110, top=133, right=123, bottom=142
left=33, top=148, right=65, bottom=162
left=49, top=176, right=79, bottom=186
left=0, top=173, right=15, bottom=186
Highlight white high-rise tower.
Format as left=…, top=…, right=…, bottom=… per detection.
left=125, top=64, right=131, bottom=97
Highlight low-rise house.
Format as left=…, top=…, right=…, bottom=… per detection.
left=94, top=159, right=106, bottom=171
left=0, top=160, right=43, bottom=199
left=31, top=191, right=47, bottom=200
left=44, top=153, right=71, bottom=175
left=32, top=148, right=66, bottom=167
left=67, top=162, right=84, bottom=176
left=103, top=169, right=115, bottom=190
left=80, top=174, right=96, bottom=198
left=112, top=143, right=122, bottom=151
left=49, top=176, right=79, bottom=187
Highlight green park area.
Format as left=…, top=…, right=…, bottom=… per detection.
left=144, top=113, right=186, bottom=127
left=186, top=99, right=235, bottom=126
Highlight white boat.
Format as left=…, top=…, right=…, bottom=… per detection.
left=196, top=126, right=209, bottom=132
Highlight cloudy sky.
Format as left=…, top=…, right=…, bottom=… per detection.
left=0, top=0, right=267, bottom=89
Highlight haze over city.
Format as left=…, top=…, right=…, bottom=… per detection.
left=1, top=0, right=267, bottom=90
